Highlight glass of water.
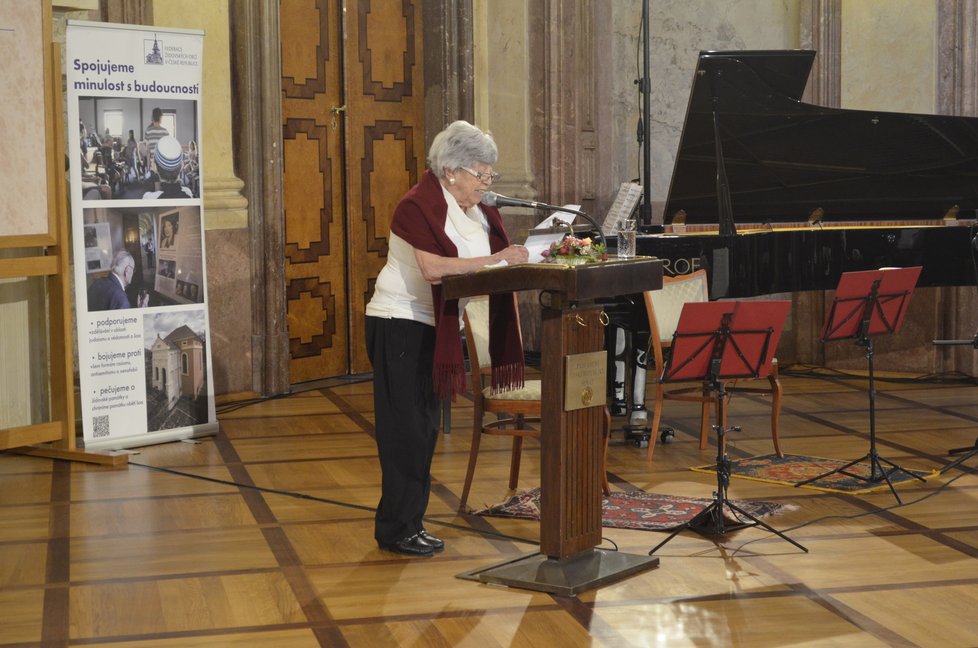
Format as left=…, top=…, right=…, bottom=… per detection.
left=617, top=218, right=637, bottom=259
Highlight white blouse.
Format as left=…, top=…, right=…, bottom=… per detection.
left=366, top=182, right=490, bottom=326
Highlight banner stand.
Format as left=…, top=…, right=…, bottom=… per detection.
left=66, top=21, right=217, bottom=451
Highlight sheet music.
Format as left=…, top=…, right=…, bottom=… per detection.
left=601, top=182, right=643, bottom=234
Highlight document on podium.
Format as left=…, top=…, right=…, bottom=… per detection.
left=523, top=205, right=579, bottom=263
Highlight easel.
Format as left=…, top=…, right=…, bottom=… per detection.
left=795, top=267, right=922, bottom=502
left=649, top=301, right=806, bottom=555
left=0, top=7, right=125, bottom=467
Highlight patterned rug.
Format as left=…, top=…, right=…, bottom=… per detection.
left=691, top=453, right=939, bottom=494
left=473, top=488, right=793, bottom=531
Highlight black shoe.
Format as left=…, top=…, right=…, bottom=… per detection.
left=378, top=534, right=434, bottom=557
left=419, top=529, right=445, bottom=551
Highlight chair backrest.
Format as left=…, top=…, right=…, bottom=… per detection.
left=463, top=297, right=492, bottom=372
left=645, top=269, right=709, bottom=344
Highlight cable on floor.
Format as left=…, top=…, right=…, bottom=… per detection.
left=725, top=466, right=974, bottom=556
left=129, top=460, right=540, bottom=546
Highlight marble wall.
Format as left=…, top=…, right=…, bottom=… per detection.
left=842, top=0, right=936, bottom=113
left=623, top=0, right=800, bottom=220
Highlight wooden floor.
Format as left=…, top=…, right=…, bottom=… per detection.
left=3, top=367, right=978, bottom=647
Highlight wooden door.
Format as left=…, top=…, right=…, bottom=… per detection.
left=281, top=1, right=347, bottom=382
left=342, top=0, right=426, bottom=374
left=280, top=0, right=426, bottom=382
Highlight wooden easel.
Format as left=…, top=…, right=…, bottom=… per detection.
left=0, top=6, right=125, bottom=467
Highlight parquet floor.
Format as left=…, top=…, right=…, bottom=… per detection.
left=2, top=367, right=978, bottom=647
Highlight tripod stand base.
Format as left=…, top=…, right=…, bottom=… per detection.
left=794, top=451, right=926, bottom=504
left=686, top=500, right=754, bottom=537
left=942, top=438, right=978, bottom=474
left=650, top=498, right=807, bottom=555
left=456, top=548, right=660, bottom=596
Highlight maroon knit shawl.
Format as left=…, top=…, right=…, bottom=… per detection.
left=390, top=169, right=525, bottom=399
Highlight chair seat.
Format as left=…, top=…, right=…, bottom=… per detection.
left=483, top=379, right=541, bottom=401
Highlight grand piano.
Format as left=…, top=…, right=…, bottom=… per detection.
left=636, top=50, right=978, bottom=299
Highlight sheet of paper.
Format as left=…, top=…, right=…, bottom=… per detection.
left=523, top=229, right=567, bottom=263
left=534, top=204, right=581, bottom=229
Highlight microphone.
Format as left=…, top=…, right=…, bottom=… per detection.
left=480, top=191, right=551, bottom=210
left=480, top=192, right=606, bottom=250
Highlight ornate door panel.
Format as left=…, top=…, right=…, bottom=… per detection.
left=280, top=0, right=426, bottom=381
left=281, top=0, right=348, bottom=382
left=343, top=0, right=426, bottom=374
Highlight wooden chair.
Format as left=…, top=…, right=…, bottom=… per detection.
left=458, top=297, right=611, bottom=512
left=642, top=269, right=783, bottom=460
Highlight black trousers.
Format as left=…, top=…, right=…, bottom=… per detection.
left=365, top=316, right=441, bottom=545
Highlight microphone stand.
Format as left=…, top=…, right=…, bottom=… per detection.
left=547, top=205, right=606, bottom=251
left=501, top=200, right=607, bottom=250
left=637, top=0, right=652, bottom=227
left=932, top=332, right=978, bottom=473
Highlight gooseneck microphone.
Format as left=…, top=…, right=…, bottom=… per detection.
left=480, top=191, right=606, bottom=249
left=480, top=191, right=551, bottom=210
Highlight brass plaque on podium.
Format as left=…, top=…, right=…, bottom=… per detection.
left=563, top=351, right=607, bottom=411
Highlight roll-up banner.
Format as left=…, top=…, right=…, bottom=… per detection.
left=66, top=21, right=217, bottom=450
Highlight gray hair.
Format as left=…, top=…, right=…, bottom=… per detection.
left=427, top=120, right=498, bottom=178
left=111, top=250, right=134, bottom=274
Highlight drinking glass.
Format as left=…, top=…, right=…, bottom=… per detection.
left=617, top=218, right=637, bottom=259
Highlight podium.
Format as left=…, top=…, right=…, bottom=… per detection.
left=446, top=258, right=663, bottom=595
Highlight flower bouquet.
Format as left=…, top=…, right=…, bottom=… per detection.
left=540, top=234, right=607, bottom=265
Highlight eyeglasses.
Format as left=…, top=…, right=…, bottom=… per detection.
left=459, top=166, right=501, bottom=183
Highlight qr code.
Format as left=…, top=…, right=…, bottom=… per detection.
left=92, top=415, right=110, bottom=438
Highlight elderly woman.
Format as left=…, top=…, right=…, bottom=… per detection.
left=365, top=120, right=529, bottom=557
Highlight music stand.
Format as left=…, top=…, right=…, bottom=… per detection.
left=795, top=267, right=924, bottom=503
left=649, top=300, right=807, bottom=555
left=933, top=232, right=978, bottom=473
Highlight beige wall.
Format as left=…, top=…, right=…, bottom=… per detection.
left=473, top=0, right=535, bottom=199
left=842, top=0, right=936, bottom=113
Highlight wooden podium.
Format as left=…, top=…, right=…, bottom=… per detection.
left=446, top=257, right=663, bottom=595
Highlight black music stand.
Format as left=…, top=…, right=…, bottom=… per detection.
left=795, top=267, right=924, bottom=503
left=940, top=380, right=978, bottom=475
left=934, top=232, right=978, bottom=473
left=649, top=301, right=807, bottom=555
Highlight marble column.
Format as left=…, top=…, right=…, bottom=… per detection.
left=152, top=0, right=253, bottom=395
left=152, top=0, right=248, bottom=230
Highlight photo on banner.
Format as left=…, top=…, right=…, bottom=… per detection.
left=77, top=96, right=200, bottom=202
left=66, top=21, right=216, bottom=450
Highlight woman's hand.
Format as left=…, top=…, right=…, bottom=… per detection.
left=493, top=244, right=529, bottom=266
left=415, top=243, right=529, bottom=284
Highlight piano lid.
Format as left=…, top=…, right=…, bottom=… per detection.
left=664, top=50, right=978, bottom=226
